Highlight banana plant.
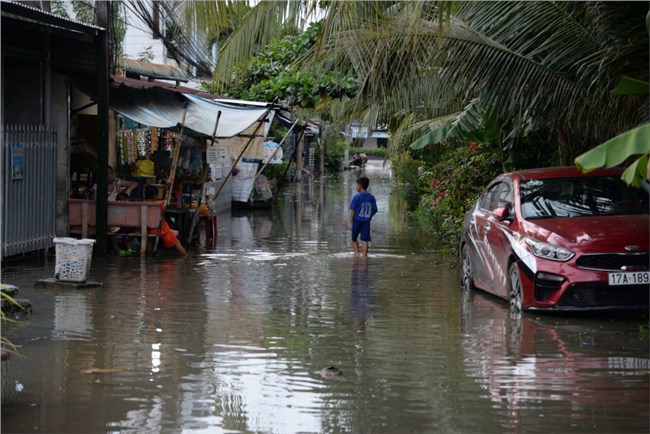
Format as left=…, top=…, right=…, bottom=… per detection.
left=574, top=122, right=650, bottom=188
left=1, top=283, right=26, bottom=358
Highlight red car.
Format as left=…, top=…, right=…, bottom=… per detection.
left=460, top=167, right=649, bottom=312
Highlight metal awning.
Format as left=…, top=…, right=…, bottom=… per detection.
left=109, top=86, right=275, bottom=139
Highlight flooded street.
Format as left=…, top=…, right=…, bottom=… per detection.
left=2, top=163, right=649, bottom=433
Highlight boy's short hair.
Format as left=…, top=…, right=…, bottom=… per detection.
left=115, top=192, right=129, bottom=201
left=356, top=176, right=370, bottom=190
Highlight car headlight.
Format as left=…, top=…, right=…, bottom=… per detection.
left=525, top=237, right=575, bottom=261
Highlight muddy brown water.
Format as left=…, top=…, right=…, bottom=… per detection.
left=2, top=163, right=649, bottom=433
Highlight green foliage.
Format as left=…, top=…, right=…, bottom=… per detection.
left=65, top=0, right=127, bottom=56
left=110, top=1, right=127, bottom=57
left=51, top=1, right=71, bottom=19
left=413, top=142, right=501, bottom=255
left=640, top=322, right=649, bottom=341
left=390, top=152, right=425, bottom=209
left=1, top=284, right=25, bottom=357
left=349, top=146, right=387, bottom=158
left=223, top=22, right=358, bottom=108
left=390, top=151, right=423, bottom=185
left=164, top=19, right=183, bottom=47
left=71, top=0, right=94, bottom=24
left=575, top=123, right=650, bottom=187
left=262, top=162, right=290, bottom=184
left=315, top=138, right=348, bottom=173
left=137, top=46, right=155, bottom=63
left=247, top=23, right=320, bottom=84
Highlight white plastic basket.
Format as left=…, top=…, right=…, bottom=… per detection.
left=53, top=237, right=96, bottom=282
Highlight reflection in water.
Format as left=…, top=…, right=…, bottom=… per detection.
left=350, top=258, right=372, bottom=331
left=1, top=169, right=648, bottom=433
left=52, top=293, right=92, bottom=340
left=461, top=288, right=650, bottom=433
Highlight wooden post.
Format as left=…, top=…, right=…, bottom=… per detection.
left=153, top=102, right=189, bottom=252
left=295, top=130, right=304, bottom=182
left=95, top=1, right=110, bottom=256
left=187, top=111, right=221, bottom=245
left=164, top=102, right=189, bottom=207
left=275, top=128, right=305, bottom=196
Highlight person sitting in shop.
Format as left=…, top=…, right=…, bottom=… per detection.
left=145, top=185, right=188, bottom=257
left=92, top=166, right=139, bottom=200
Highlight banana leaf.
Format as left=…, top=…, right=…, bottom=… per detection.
left=612, top=76, right=649, bottom=95
left=409, top=119, right=451, bottom=149
left=574, top=123, right=650, bottom=177
left=621, top=154, right=649, bottom=187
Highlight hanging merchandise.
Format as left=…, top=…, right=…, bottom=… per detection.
left=136, top=129, right=147, bottom=157
left=114, top=123, right=188, bottom=187
left=118, top=132, right=125, bottom=164
left=121, top=130, right=136, bottom=165
left=143, top=129, right=152, bottom=157
left=164, top=131, right=175, bottom=150
left=151, top=128, right=159, bottom=152
left=132, top=131, right=138, bottom=158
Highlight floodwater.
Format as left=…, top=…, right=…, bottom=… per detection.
left=2, top=161, right=649, bottom=433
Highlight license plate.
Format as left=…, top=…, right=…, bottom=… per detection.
left=608, top=271, right=650, bottom=286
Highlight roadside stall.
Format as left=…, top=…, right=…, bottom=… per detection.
left=69, top=78, right=279, bottom=253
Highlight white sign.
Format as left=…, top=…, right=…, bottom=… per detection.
left=263, top=141, right=283, bottom=165
left=206, top=146, right=228, bottom=164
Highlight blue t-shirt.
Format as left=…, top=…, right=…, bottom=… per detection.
left=350, top=192, right=378, bottom=222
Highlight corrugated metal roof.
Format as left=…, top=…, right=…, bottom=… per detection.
left=116, top=57, right=189, bottom=82
left=1, top=0, right=104, bottom=33
left=111, top=75, right=215, bottom=99
left=2, top=1, right=103, bottom=79
left=110, top=76, right=285, bottom=110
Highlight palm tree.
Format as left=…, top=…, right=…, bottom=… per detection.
left=140, top=1, right=648, bottom=166
left=312, top=2, right=648, bottom=164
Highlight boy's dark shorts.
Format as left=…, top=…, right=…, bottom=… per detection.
left=352, top=219, right=371, bottom=242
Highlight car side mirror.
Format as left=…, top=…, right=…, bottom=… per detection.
left=493, top=205, right=511, bottom=221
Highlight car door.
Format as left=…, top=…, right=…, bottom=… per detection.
left=483, top=180, right=515, bottom=298
left=471, top=182, right=505, bottom=292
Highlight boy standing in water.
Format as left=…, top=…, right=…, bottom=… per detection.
left=349, top=176, right=378, bottom=257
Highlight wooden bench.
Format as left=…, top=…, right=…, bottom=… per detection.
left=68, top=199, right=163, bottom=255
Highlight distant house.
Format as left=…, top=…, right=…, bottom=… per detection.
left=343, top=123, right=390, bottom=149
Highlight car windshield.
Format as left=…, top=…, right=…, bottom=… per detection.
left=520, top=176, right=649, bottom=219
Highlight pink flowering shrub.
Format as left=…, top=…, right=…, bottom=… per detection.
left=414, top=142, right=500, bottom=254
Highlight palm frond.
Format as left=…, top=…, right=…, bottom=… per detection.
left=210, top=1, right=317, bottom=89
left=317, top=1, right=647, bottom=153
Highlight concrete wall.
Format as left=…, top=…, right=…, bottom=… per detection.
left=3, top=63, right=42, bottom=124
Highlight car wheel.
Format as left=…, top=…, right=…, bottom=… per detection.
left=460, top=244, right=475, bottom=290
left=508, top=262, right=523, bottom=312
